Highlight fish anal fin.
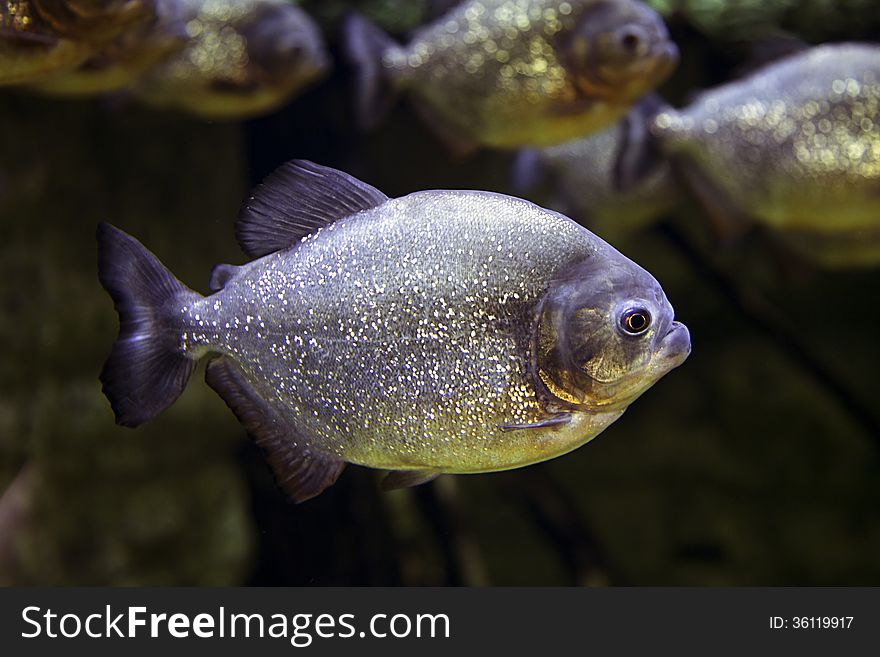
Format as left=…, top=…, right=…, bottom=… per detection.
left=235, top=159, right=388, bottom=259
left=381, top=469, right=441, bottom=491
left=674, top=157, right=752, bottom=245
left=205, top=357, right=345, bottom=503
left=499, top=413, right=572, bottom=432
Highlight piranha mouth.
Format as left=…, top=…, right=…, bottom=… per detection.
left=641, top=41, right=679, bottom=87
left=571, top=321, right=691, bottom=414
left=653, top=321, right=691, bottom=371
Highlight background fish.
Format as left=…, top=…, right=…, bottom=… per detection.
left=514, top=94, right=679, bottom=240
left=132, top=0, right=330, bottom=119
left=651, top=43, right=880, bottom=267
left=97, top=161, right=690, bottom=502
left=29, top=0, right=187, bottom=96
left=343, top=0, right=679, bottom=152
left=0, top=0, right=156, bottom=85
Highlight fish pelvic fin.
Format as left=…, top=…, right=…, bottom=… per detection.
left=381, top=469, right=441, bottom=491
left=96, top=223, right=201, bottom=428
left=205, top=357, right=346, bottom=503
left=341, top=12, right=404, bottom=131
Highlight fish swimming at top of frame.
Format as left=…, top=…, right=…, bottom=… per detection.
left=514, top=94, right=680, bottom=240
left=131, top=0, right=330, bottom=119
left=343, top=0, right=679, bottom=154
left=648, top=43, right=880, bottom=267
left=0, top=0, right=158, bottom=85
left=97, top=160, right=691, bottom=502
left=30, top=0, right=187, bottom=96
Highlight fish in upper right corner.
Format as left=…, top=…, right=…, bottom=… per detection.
left=343, top=0, right=679, bottom=154
left=651, top=43, right=880, bottom=268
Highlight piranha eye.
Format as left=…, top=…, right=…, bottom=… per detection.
left=616, top=27, right=649, bottom=57
left=620, top=308, right=651, bottom=336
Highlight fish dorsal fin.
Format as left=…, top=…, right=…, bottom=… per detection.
left=235, top=159, right=388, bottom=258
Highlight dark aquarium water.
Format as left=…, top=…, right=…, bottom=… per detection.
left=0, top=0, right=879, bottom=585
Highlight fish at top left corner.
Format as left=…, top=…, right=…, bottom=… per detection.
left=131, top=0, right=332, bottom=120
left=0, top=0, right=158, bottom=85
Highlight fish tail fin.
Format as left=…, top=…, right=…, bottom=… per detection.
left=341, top=12, right=404, bottom=131
left=510, top=148, right=544, bottom=194
left=96, top=223, right=201, bottom=428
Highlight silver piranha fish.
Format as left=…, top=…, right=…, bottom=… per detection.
left=343, top=0, right=678, bottom=153
left=651, top=43, right=880, bottom=267
left=132, top=0, right=330, bottom=119
left=97, top=161, right=690, bottom=502
left=0, top=0, right=157, bottom=85
left=514, top=94, right=679, bottom=240
left=30, top=0, right=187, bottom=96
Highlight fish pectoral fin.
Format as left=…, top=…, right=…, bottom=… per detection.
left=205, top=357, right=345, bottom=503
left=235, top=160, right=389, bottom=258
left=381, top=469, right=441, bottom=491
left=499, top=413, right=572, bottom=432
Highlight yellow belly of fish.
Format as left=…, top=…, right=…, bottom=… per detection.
left=340, top=409, right=625, bottom=474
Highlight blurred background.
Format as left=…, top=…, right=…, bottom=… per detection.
left=0, top=0, right=879, bottom=586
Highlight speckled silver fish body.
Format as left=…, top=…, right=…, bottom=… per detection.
left=517, top=95, right=679, bottom=238
left=132, top=0, right=330, bottom=119
left=345, top=0, right=678, bottom=150
left=652, top=43, right=880, bottom=266
left=97, top=161, right=690, bottom=501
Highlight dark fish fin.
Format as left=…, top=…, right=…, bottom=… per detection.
left=673, top=157, right=752, bottom=245
left=236, top=159, right=388, bottom=258
left=205, top=357, right=345, bottom=503
left=736, top=31, right=809, bottom=77
left=208, top=263, right=239, bottom=292
left=499, top=413, right=572, bottom=432
left=97, top=223, right=199, bottom=428
left=381, top=469, right=441, bottom=491
left=510, top=149, right=544, bottom=194
left=408, top=95, right=480, bottom=158
left=613, top=94, right=670, bottom=194
left=341, top=12, right=403, bottom=131
left=0, top=26, right=57, bottom=45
